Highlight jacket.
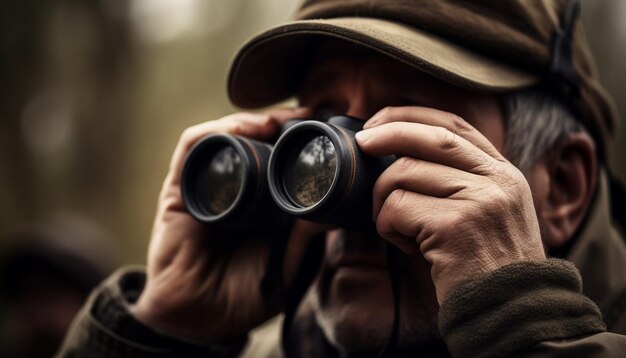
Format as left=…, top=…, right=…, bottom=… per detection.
left=57, top=171, right=626, bottom=357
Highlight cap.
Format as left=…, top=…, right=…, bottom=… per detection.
left=227, top=0, right=617, bottom=157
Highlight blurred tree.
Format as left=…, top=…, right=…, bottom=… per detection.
left=0, top=0, right=135, bottom=258
left=0, top=0, right=622, bottom=265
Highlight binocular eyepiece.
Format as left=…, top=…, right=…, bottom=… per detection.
left=181, top=115, right=393, bottom=231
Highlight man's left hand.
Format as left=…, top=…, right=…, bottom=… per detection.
left=356, top=106, right=546, bottom=304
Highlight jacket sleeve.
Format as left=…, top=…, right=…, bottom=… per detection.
left=438, top=259, right=626, bottom=358
left=55, top=266, right=248, bottom=358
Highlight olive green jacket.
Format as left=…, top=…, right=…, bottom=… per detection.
left=57, top=172, right=626, bottom=357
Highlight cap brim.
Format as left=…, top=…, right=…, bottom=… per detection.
left=228, top=17, right=538, bottom=109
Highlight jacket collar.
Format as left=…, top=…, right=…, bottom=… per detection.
left=567, top=169, right=626, bottom=330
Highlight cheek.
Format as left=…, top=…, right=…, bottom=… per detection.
left=436, top=96, right=506, bottom=153
left=480, top=120, right=506, bottom=153
left=468, top=102, right=506, bottom=153
left=525, top=163, right=550, bottom=214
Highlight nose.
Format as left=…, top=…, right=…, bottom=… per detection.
left=325, top=228, right=387, bottom=262
left=342, top=76, right=380, bottom=121
left=345, top=99, right=372, bottom=121
left=345, top=95, right=384, bottom=122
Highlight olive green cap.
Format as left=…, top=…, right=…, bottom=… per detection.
left=228, top=0, right=617, bottom=157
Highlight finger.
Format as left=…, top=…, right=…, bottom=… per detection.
left=375, top=189, right=453, bottom=252
left=372, top=156, right=477, bottom=221
left=267, top=107, right=312, bottom=125
left=364, top=106, right=505, bottom=161
left=380, top=230, right=420, bottom=255
left=168, top=113, right=267, bottom=178
left=356, top=121, right=497, bottom=175
left=168, top=109, right=309, bottom=185
left=175, top=111, right=286, bottom=156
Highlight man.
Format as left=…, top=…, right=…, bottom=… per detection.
left=58, top=0, right=626, bottom=357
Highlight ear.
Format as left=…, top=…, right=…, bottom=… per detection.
left=538, top=132, right=597, bottom=249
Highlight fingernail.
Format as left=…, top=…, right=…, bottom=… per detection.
left=355, top=129, right=372, bottom=143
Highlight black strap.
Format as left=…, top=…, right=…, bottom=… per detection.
left=260, top=215, right=294, bottom=309
left=265, top=225, right=403, bottom=357
left=376, top=243, right=402, bottom=358
left=281, top=234, right=326, bottom=357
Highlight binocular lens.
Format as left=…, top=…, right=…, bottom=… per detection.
left=268, top=115, right=393, bottom=229
left=182, top=115, right=391, bottom=231
left=196, top=146, right=243, bottom=215
left=283, top=135, right=337, bottom=207
left=182, top=133, right=283, bottom=230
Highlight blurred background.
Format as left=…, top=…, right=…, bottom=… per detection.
left=0, top=0, right=624, bottom=356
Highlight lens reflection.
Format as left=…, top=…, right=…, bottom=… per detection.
left=196, top=146, right=243, bottom=215
left=284, top=135, right=337, bottom=207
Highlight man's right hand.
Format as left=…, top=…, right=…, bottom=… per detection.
left=131, top=108, right=317, bottom=344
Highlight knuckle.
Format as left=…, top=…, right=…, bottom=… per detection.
left=257, top=113, right=273, bottom=126
left=180, top=127, right=194, bottom=141
left=375, top=202, right=390, bottom=232
left=372, top=175, right=390, bottom=201
left=480, top=184, right=512, bottom=212
left=386, top=188, right=408, bottom=211
left=375, top=215, right=391, bottom=237
left=446, top=112, right=467, bottom=131
left=475, top=159, right=498, bottom=176
left=379, top=106, right=395, bottom=120
left=228, top=122, right=244, bottom=135
left=180, top=127, right=199, bottom=146
left=447, top=113, right=474, bottom=138
left=393, top=156, right=420, bottom=173
left=376, top=189, right=406, bottom=230
left=444, top=209, right=468, bottom=229
left=507, top=165, right=527, bottom=184
left=491, top=164, right=529, bottom=196
left=490, top=186, right=511, bottom=205
left=437, top=127, right=459, bottom=150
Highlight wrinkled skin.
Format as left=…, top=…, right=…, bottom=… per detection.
left=300, top=46, right=545, bottom=353
left=132, top=44, right=546, bottom=353
left=132, top=108, right=328, bottom=342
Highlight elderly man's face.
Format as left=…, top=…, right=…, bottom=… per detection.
left=297, top=45, right=506, bottom=353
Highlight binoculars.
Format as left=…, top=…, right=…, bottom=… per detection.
left=181, top=115, right=394, bottom=231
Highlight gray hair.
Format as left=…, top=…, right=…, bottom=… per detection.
left=501, top=88, right=586, bottom=172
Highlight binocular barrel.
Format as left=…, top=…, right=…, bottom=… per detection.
left=268, top=116, right=393, bottom=229
left=181, top=133, right=284, bottom=230
left=180, top=116, right=393, bottom=231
